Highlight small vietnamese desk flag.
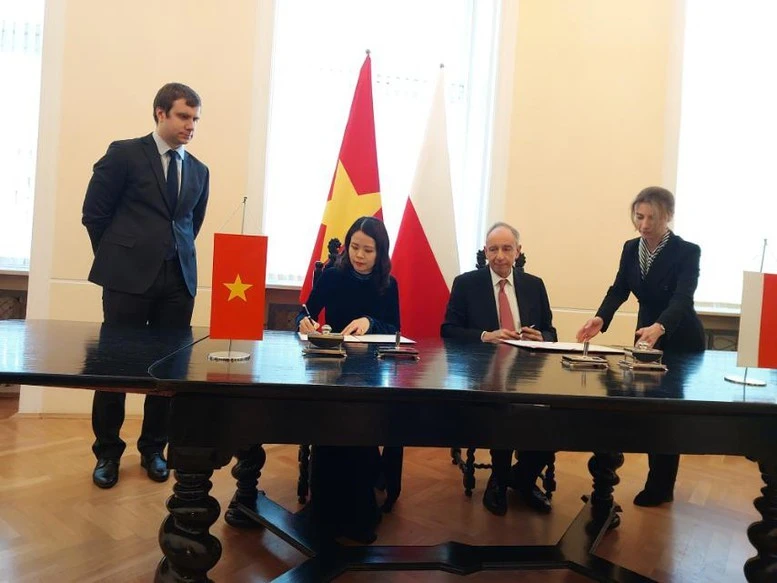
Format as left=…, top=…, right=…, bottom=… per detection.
left=737, top=271, right=777, bottom=368
left=299, top=53, right=382, bottom=303
left=210, top=233, right=267, bottom=340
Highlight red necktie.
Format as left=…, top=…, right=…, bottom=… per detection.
left=498, top=279, right=515, bottom=331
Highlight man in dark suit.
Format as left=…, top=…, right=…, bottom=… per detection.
left=441, top=222, right=557, bottom=516
left=82, top=82, right=210, bottom=488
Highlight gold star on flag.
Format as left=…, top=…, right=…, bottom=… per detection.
left=223, top=274, right=253, bottom=302
left=319, top=161, right=381, bottom=262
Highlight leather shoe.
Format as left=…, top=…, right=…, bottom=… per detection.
left=518, top=484, right=552, bottom=513
left=140, top=453, right=169, bottom=482
left=633, top=489, right=673, bottom=507
left=93, top=458, right=119, bottom=489
left=483, top=476, right=508, bottom=516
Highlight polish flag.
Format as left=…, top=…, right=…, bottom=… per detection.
left=391, top=68, right=459, bottom=339
left=737, top=271, right=777, bottom=368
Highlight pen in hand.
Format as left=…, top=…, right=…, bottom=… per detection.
left=301, top=304, right=318, bottom=331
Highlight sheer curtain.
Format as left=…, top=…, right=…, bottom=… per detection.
left=261, top=0, right=501, bottom=286
left=675, top=0, right=777, bottom=310
left=0, top=1, right=44, bottom=271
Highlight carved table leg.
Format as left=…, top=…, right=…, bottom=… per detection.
left=587, top=451, right=624, bottom=532
left=463, top=448, right=477, bottom=497
left=225, top=444, right=266, bottom=529
left=155, top=470, right=221, bottom=583
left=298, top=444, right=311, bottom=504
left=744, top=458, right=777, bottom=582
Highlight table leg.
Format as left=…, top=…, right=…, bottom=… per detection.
left=225, top=444, right=267, bottom=529
left=744, top=458, right=777, bottom=582
left=298, top=444, right=311, bottom=504
left=588, top=451, right=624, bottom=532
left=155, top=470, right=222, bottom=583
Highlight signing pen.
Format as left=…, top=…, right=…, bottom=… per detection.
left=302, top=303, right=319, bottom=330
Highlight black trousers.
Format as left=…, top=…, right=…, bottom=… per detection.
left=490, top=449, right=554, bottom=490
left=645, top=454, right=680, bottom=493
left=91, top=259, right=194, bottom=460
left=310, top=445, right=381, bottom=533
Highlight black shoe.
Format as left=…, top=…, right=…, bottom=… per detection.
left=483, top=476, right=508, bottom=516
left=518, top=484, right=552, bottom=513
left=140, top=452, right=169, bottom=482
left=93, top=458, right=119, bottom=489
left=633, top=488, right=673, bottom=507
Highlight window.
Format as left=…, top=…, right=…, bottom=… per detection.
left=675, top=0, right=777, bottom=310
left=261, top=0, right=501, bottom=285
left=0, top=2, right=44, bottom=271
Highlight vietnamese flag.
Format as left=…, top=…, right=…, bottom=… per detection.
left=737, top=271, right=777, bottom=368
left=391, top=68, right=459, bottom=339
left=299, top=53, right=382, bottom=303
left=210, top=233, right=267, bottom=340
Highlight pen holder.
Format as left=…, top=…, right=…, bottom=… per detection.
left=376, top=346, right=419, bottom=360
left=620, top=347, right=666, bottom=371
left=303, top=331, right=346, bottom=358
left=306, top=332, right=345, bottom=349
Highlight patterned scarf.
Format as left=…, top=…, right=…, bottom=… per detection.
left=639, top=230, right=671, bottom=279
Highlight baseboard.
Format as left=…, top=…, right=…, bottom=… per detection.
left=12, top=413, right=144, bottom=420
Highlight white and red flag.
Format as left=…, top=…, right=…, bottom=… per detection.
left=737, top=271, right=777, bottom=368
left=391, top=68, right=459, bottom=339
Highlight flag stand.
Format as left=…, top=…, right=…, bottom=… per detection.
left=207, top=341, right=251, bottom=362
left=208, top=197, right=253, bottom=362
left=724, top=238, right=769, bottom=387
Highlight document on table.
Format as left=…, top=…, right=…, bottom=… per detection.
left=501, top=340, right=624, bottom=354
left=298, top=333, right=416, bottom=344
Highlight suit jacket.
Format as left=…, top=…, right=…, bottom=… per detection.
left=441, top=267, right=558, bottom=342
left=596, top=233, right=705, bottom=353
left=82, top=133, right=209, bottom=297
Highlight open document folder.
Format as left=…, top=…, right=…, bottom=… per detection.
left=298, top=333, right=416, bottom=344
left=502, top=339, right=624, bottom=354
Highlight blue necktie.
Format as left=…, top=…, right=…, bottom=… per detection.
left=166, top=150, right=180, bottom=212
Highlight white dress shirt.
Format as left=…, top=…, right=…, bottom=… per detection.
left=489, top=267, right=521, bottom=331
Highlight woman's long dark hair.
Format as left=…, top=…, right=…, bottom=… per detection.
left=335, top=216, right=392, bottom=293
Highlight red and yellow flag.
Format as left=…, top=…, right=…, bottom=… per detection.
left=210, top=233, right=267, bottom=340
left=299, top=54, right=382, bottom=302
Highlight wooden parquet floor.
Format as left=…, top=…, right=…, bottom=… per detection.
left=0, top=395, right=761, bottom=582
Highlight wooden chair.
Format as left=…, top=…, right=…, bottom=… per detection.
left=449, top=251, right=557, bottom=498
left=297, top=238, right=403, bottom=512
left=297, top=237, right=340, bottom=504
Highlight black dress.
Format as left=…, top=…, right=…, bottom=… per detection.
left=297, top=267, right=400, bottom=541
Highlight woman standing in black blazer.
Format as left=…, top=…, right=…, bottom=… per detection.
left=576, top=186, right=705, bottom=507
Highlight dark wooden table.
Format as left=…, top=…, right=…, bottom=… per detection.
left=1, top=320, right=776, bottom=583
left=149, top=331, right=777, bottom=583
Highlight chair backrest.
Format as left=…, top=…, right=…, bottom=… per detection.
left=312, top=238, right=342, bottom=285
left=475, top=249, right=526, bottom=272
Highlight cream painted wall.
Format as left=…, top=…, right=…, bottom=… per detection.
left=503, top=0, right=684, bottom=344
left=20, top=0, right=684, bottom=415
left=21, top=0, right=268, bottom=415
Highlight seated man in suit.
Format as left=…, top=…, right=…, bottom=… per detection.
left=441, top=222, right=557, bottom=516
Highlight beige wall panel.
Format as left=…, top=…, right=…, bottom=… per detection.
left=48, top=1, right=259, bottom=320
left=553, top=309, right=638, bottom=346
left=34, top=387, right=145, bottom=417
left=507, top=0, right=677, bottom=318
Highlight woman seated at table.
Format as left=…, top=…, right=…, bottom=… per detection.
left=576, top=186, right=705, bottom=507
left=296, top=215, right=400, bottom=543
